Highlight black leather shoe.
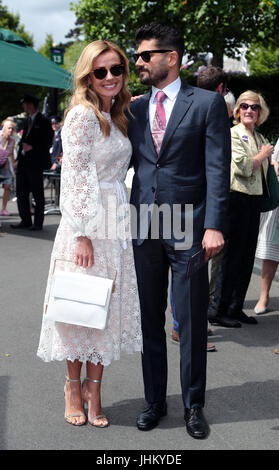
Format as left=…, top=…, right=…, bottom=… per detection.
left=208, top=314, right=241, bottom=328
left=137, top=401, right=167, bottom=431
left=29, top=225, right=43, bottom=231
left=184, top=407, right=209, bottom=439
left=10, top=222, right=32, bottom=229
left=231, top=311, right=258, bottom=324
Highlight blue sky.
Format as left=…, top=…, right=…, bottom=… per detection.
left=9, top=0, right=77, bottom=48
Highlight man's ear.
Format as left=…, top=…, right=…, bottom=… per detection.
left=168, top=50, right=179, bottom=68
left=215, top=82, right=224, bottom=95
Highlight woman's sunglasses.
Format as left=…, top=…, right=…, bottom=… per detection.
left=92, top=64, right=125, bottom=80
left=239, top=103, right=261, bottom=111
left=133, top=49, right=173, bottom=63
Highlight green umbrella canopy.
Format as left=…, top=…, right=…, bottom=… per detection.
left=0, top=28, right=72, bottom=89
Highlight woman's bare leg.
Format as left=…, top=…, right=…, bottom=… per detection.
left=255, top=259, right=278, bottom=311
left=65, top=359, right=86, bottom=425
left=82, top=362, right=108, bottom=427
left=2, top=184, right=10, bottom=211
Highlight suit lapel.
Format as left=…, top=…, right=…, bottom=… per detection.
left=159, top=82, right=194, bottom=158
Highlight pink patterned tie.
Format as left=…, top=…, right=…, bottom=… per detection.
left=152, top=91, right=167, bottom=154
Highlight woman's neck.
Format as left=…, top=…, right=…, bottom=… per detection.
left=101, top=97, right=112, bottom=113
left=242, top=122, right=255, bottom=134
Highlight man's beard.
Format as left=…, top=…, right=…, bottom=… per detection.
left=138, top=65, right=168, bottom=87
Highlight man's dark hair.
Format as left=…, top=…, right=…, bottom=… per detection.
left=135, top=23, right=185, bottom=67
left=197, top=66, right=228, bottom=92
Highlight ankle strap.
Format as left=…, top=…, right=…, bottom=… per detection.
left=65, top=376, right=81, bottom=383
left=85, top=377, right=101, bottom=384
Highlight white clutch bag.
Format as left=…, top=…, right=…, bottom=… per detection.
left=45, top=260, right=115, bottom=330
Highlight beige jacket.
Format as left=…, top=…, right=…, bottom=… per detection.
left=230, top=122, right=268, bottom=195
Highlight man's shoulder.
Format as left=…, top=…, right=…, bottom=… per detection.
left=130, top=91, right=150, bottom=112
left=183, top=82, right=220, bottom=101
left=35, top=112, right=49, bottom=124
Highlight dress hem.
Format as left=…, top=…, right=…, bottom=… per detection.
left=37, top=344, right=143, bottom=366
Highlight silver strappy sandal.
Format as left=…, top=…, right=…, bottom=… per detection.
left=82, top=377, right=109, bottom=428
left=64, top=376, right=87, bottom=426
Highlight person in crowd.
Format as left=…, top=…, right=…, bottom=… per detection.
left=254, top=138, right=279, bottom=316
left=208, top=91, right=274, bottom=328
left=197, top=65, right=229, bottom=94
left=129, top=23, right=231, bottom=439
left=37, top=40, right=142, bottom=427
left=0, top=119, right=16, bottom=216
left=10, top=94, right=53, bottom=231
left=49, top=115, right=63, bottom=171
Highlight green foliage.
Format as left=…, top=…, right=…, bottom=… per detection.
left=70, top=0, right=279, bottom=67
left=0, top=0, right=33, bottom=46
left=247, top=44, right=279, bottom=75
left=37, top=34, right=54, bottom=59
left=63, top=40, right=87, bottom=75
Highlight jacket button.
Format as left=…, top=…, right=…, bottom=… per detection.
left=156, top=163, right=160, bottom=168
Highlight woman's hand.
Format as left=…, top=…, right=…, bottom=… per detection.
left=130, top=95, right=144, bottom=102
left=253, top=143, right=274, bottom=171
left=259, top=143, right=274, bottom=161
left=75, top=236, right=94, bottom=268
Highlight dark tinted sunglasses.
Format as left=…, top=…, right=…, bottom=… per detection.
left=92, top=64, right=125, bottom=80
left=133, top=49, right=173, bottom=63
left=240, top=103, right=261, bottom=111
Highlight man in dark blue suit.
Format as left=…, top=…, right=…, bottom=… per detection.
left=128, top=23, right=231, bottom=439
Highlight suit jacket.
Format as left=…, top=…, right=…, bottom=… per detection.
left=17, top=112, right=53, bottom=172
left=128, top=80, right=231, bottom=247
left=51, top=127, right=63, bottom=165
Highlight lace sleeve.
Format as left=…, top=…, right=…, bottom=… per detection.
left=60, top=105, right=101, bottom=239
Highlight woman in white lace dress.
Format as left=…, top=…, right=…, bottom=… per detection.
left=37, top=40, right=142, bottom=427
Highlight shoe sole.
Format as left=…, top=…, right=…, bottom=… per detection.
left=186, top=427, right=209, bottom=439
left=209, top=321, right=242, bottom=328
left=137, top=412, right=167, bottom=431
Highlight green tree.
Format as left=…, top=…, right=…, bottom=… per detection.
left=0, top=0, right=33, bottom=46
left=38, top=33, right=54, bottom=59
left=63, top=40, right=87, bottom=74
left=69, top=0, right=279, bottom=67
left=247, top=44, right=279, bottom=75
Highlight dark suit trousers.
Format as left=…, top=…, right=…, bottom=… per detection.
left=133, top=237, right=208, bottom=409
left=16, top=167, right=45, bottom=228
left=213, top=191, right=261, bottom=317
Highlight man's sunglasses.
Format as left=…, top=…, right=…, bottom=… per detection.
left=92, top=64, right=125, bottom=80
left=239, top=103, right=261, bottom=111
left=133, top=49, right=173, bottom=63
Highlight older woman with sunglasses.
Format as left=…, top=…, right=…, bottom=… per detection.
left=208, top=90, right=274, bottom=328
left=37, top=40, right=142, bottom=427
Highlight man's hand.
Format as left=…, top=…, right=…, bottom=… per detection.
left=202, top=229, right=224, bottom=262
left=22, top=143, right=33, bottom=152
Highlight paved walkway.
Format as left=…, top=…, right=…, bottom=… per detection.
left=1, top=195, right=279, bottom=451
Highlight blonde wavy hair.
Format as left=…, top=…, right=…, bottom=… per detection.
left=233, top=90, right=269, bottom=127
left=1, top=119, right=16, bottom=140
left=66, top=40, right=131, bottom=137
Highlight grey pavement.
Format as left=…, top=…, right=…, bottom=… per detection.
left=1, top=194, right=279, bottom=451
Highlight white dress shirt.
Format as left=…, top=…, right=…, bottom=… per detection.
left=149, top=76, right=181, bottom=130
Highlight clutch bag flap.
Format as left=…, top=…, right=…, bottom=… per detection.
left=46, top=271, right=114, bottom=329
left=52, top=271, right=112, bottom=306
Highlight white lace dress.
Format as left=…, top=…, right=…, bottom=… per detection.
left=37, top=105, right=142, bottom=366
